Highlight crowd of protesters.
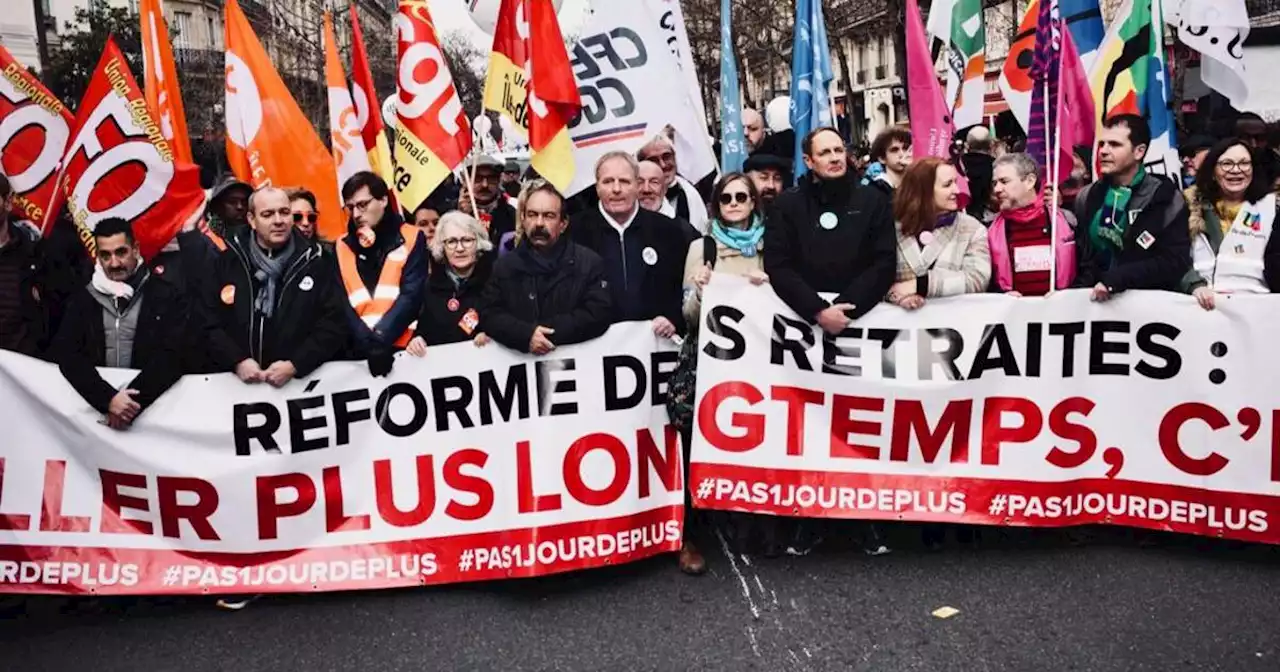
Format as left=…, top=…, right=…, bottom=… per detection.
left=3, top=105, right=1280, bottom=608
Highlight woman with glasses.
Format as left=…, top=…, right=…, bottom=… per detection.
left=1180, top=137, right=1280, bottom=310
left=406, top=211, right=495, bottom=355
left=287, top=188, right=320, bottom=240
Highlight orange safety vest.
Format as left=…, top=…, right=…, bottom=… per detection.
left=337, top=224, right=419, bottom=347
left=199, top=219, right=227, bottom=251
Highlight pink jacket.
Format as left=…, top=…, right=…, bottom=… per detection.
left=988, top=206, right=1077, bottom=292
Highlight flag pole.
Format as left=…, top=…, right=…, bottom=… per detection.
left=1042, top=76, right=1058, bottom=293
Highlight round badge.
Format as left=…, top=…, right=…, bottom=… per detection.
left=220, top=284, right=236, bottom=305
left=447, top=298, right=460, bottom=312
left=919, top=231, right=936, bottom=246
left=819, top=212, right=838, bottom=230
left=642, top=246, right=659, bottom=266
left=357, top=226, right=376, bottom=248
left=299, top=276, right=314, bottom=291
left=154, top=264, right=165, bottom=275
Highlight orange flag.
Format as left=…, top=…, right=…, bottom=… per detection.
left=324, top=11, right=371, bottom=191
left=0, top=45, right=73, bottom=233
left=393, top=0, right=471, bottom=212
left=349, top=3, right=394, bottom=192
left=139, top=0, right=192, bottom=165
left=482, top=0, right=581, bottom=193
left=224, top=0, right=343, bottom=239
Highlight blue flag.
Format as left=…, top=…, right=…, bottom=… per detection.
left=789, top=0, right=834, bottom=178
left=719, top=0, right=746, bottom=174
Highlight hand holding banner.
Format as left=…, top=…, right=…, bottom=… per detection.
left=55, top=38, right=203, bottom=260
left=0, top=46, right=72, bottom=233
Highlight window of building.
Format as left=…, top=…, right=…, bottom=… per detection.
left=173, top=11, right=191, bottom=49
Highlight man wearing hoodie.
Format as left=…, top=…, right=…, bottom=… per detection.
left=335, top=171, right=427, bottom=375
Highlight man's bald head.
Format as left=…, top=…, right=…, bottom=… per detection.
left=743, top=108, right=765, bottom=151
left=248, top=186, right=295, bottom=249
left=966, top=126, right=993, bottom=154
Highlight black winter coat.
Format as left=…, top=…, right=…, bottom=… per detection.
left=1072, top=174, right=1191, bottom=292
left=414, top=253, right=494, bottom=346
left=201, top=229, right=349, bottom=376
left=569, top=207, right=697, bottom=333
left=764, top=173, right=898, bottom=322
left=480, top=240, right=613, bottom=353
left=52, top=273, right=188, bottom=415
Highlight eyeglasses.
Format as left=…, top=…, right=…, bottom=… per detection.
left=1218, top=160, right=1253, bottom=173
left=639, top=150, right=675, bottom=163
left=718, top=192, right=751, bottom=205
left=292, top=212, right=318, bottom=224
left=442, top=236, right=477, bottom=249
left=344, top=198, right=375, bottom=213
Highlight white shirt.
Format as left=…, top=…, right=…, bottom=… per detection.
left=599, top=201, right=640, bottom=237
left=669, top=175, right=709, bottom=234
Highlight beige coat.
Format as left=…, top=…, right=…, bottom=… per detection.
left=682, top=236, right=765, bottom=331
left=894, top=211, right=991, bottom=297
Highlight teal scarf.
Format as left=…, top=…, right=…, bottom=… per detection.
left=710, top=215, right=764, bottom=257
left=1089, top=165, right=1147, bottom=255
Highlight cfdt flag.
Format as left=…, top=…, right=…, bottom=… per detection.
left=139, top=0, right=192, bottom=165
left=350, top=3, right=395, bottom=192
left=718, top=0, right=746, bottom=173
left=482, top=0, right=581, bottom=193
left=324, top=11, right=372, bottom=191
left=788, top=0, right=834, bottom=177
left=54, top=38, right=203, bottom=260
left=224, top=0, right=343, bottom=239
left=1089, top=0, right=1179, bottom=176
left=927, top=0, right=986, bottom=131
left=0, top=46, right=72, bottom=232
left=395, top=0, right=471, bottom=210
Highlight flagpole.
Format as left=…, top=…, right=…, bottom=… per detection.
left=1042, top=77, right=1058, bottom=293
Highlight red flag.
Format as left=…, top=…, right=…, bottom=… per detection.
left=482, top=0, right=581, bottom=193
left=349, top=3, right=394, bottom=190
left=0, top=45, right=73, bottom=233
left=55, top=38, right=204, bottom=260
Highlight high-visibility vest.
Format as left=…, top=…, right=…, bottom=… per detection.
left=199, top=219, right=227, bottom=251
left=337, top=224, right=419, bottom=347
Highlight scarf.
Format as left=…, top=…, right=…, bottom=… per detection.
left=517, top=236, right=568, bottom=276
left=710, top=215, right=764, bottom=257
left=1003, top=200, right=1047, bottom=228
left=1215, top=200, right=1244, bottom=236
left=91, top=264, right=138, bottom=300
left=247, top=236, right=296, bottom=319
left=1089, top=166, right=1147, bottom=255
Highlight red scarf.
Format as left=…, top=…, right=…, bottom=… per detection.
left=1002, top=200, right=1046, bottom=227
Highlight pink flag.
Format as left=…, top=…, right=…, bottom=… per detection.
left=905, top=0, right=969, bottom=202
left=1056, top=28, right=1096, bottom=185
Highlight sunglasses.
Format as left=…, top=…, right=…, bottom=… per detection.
left=292, top=213, right=318, bottom=224
left=718, top=192, right=751, bottom=205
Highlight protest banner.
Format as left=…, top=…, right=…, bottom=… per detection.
left=0, top=324, right=682, bottom=595
left=0, top=45, right=72, bottom=232
left=691, top=275, right=1280, bottom=545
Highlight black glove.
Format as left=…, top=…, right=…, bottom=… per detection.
left=367, top=347, right=395, bottom=378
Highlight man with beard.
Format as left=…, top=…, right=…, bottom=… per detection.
left=638, top=160, right=697, bottom=231
left=335, top=172, right=427, bottom=375
left=52, top=218, right=187, bottom=429
left=461, top=154, right=517, bottom=241
left=764, top=127, right=897, bottom=557
left=481, top=181, right=612, bottom=353
left=571, top=151, right=697, bottom=337
left=638, top=133, right=709, bottom=234
left=744, top=153, right=789, bottom=212
left=743, top=107, right=766, bottom=153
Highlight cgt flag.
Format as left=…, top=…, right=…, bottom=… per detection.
left=224, top=0, right=343, bottom=239
left=324, top=11, right=372, bottom=192
left=0, top=46, right=72, bottom=233
left=54, top=38, right=203, bottom=260
left=139, top=0, right=192, bottom=165
left=350, top=2, right=395, bottom=194
left=482, top=0, right=581, bottom=193
left=394, top=0, right=471, bottom=211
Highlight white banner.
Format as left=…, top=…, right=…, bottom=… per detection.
left=691, top=276, right=1280, bottom=543
left=565, top=0, right=716, bottom=196
left=0, top=324, right=682, bottom=594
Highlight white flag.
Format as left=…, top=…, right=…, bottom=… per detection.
left=1172, top=0, right=1251, bottom=108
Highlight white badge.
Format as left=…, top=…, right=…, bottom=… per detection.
left=642, top=246, right=659, bottom=266
left=1136, top=230, right=1156, bottom=250
left=819, top=212, right=838, bottom=230
left=918, top=230, right=935, bottom=246
left=1013, top=245, right=1053, bottom=273
left=299, top=276, right=314, bottom=291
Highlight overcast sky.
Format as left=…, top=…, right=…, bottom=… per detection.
left=427, top=0, right=592, bottom=50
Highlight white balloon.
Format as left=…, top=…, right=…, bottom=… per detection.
left=765, top=97, right=792, bottom=133
left=467, top=0, right=565, bottom=35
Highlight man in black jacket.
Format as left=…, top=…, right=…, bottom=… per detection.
left=0, top=173, right=47, bottom=357
left=1072, top=114, right=1190, bottom=301
left=481, top=181, right=612, bottom=354
left=570, top=151, right=697, bottom=336
left=202, top=186, right=349, bottom=387
left=765, top=127, right=898, bottom=335
left=52, top=218, right=187, bottom=429
left=461, top=154, right=517, bottom=242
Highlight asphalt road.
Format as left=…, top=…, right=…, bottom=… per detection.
left=2, top=524, right=1278, bottom=672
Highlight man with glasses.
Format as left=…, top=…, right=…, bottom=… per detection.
left=570, top=151, right=697, bottom=337
left=335, top=171, right=427, bottom=376
left=637, top=133, right=709, bottom=234
left=460, top=154, right=517, bottom=242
